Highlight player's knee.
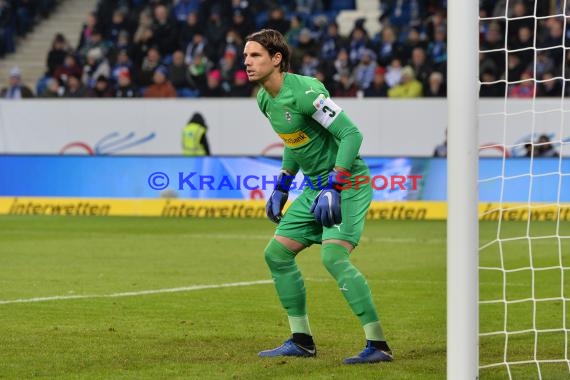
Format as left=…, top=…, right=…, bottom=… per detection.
left=321, top=243, right=350, bottom=276
left=264, top=238, right=295, bottom=271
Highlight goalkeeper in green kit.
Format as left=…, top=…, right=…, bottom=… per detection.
left=243, top=29, right=392, bottom=364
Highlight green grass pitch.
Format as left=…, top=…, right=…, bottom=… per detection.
left=0, top=216, right=568, bottom=379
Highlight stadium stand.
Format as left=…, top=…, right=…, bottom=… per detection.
left=0, top=0, right=456, bottom=99
left=0, top=0, right=97, bottom=95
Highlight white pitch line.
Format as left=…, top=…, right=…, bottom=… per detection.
left=0, top=280, right=273, bottom=305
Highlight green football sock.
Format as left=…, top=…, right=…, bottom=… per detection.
left=264, top=239, right=311, bottom=335
left=321, top=243, right=386, bottom=341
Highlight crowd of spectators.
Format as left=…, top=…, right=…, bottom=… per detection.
left=16, top=0, right=448, bottom=99
left=479, top=0, right=570, bottom=98
left=3, top=1, right=569, bottom=99
left=0, top=0, right=58, bottom=57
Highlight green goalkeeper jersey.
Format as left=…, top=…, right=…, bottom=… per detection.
left=257, top=73, right=368, bottom=184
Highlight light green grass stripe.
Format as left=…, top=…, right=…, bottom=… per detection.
left=0, top=280, right=273, bottom=305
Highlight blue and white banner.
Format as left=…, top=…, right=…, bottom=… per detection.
left=0, top=156, right=568, bottom=202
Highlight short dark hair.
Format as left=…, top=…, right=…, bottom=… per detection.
left=245, top=29, right=290, bottom=72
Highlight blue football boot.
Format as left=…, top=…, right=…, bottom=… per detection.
left=343, top=341, right=393, bottom=364
left=258, top=339, right=317, bottom=358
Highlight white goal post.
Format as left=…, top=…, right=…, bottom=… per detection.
left=447, top=0, right=479, bottom=379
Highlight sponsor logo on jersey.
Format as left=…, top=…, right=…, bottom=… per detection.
left=277, top=130, right=310, bottom=148
left=313, top=95, right=326, bottom=110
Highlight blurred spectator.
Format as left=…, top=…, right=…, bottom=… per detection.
left=291, top=28, right=319, bottom=71
left=77, top=11, right=98, bottom=53
left=401, top=27, right=427, bottom=64
left=535, top=51, right=555, bottom=79
left=201, top=69, right=225, bottom=97
left=184, top=33, right=208, bottom=65
left=0, top=0, right=14, bottom=56
left=178, top=11, right=200, bottom=50
left=78, top=28, right=111, bottom=62
left=332, top=70, right=358, bottom=97
left=87, top=75, right=114, bottom=98
left=375, top=26, right=401, bottom=67
left=538, top=72, right=563, bottom=97
left=230, top=8, right=254, bottom=40
left=46, top=33, right=71, bottom=77
left=385, top=57, right=403, bottom=88
left=381, top=0, right=423, bottom=29
left=40, top=77, right=63, bottom=98
left=229, top=69, right=253, bottom=97
left=298, top=53, right=318, bottom=77
left=173, top=0, right=201, bottom=26
left=510, top=26, right=534, bottom=66
left=136, top=46, right=161, bottom=87
left=534, top=134, right=559, bottom=157
left=14, top=0, right=36, bottom=37
left=188, top=51, right=211, bottom=93
left=425, top=8, right=446, bottom=41
left=106, top=8, right=127, bottom=44
left=507, top=1, right=533, bottom=50
left=319, top=21, right=347, bottom=62
left=144, top=66, right=177, bottom=98
left=314, top=65, right=334, bottom=92
left=219, top=49, right=239, bottom=84
left=204, top=7, right=228, bottom=61
left=264, top=7, right=289, bottom=35
left=53, top=54, right=83, bottom=86
left=132, top=9, right=155, bottom=65
left=219, top=29, right=244, bottom=61
left=82, top=47, right=111, bottom=88
left=507, top=53, right=526, bottom=82
left=110, top=49, right=133, bottom=83
left=333, top=48, right=351, bottom=79
left=479, top=70, right=506, bottom=97
left=508, top=71, right=534, bottom=98
left=296, top=0, right=324, bottom=14
left=538, top=18, right=564, bottom=65
left=427, top=25, right=447, bottom=70
left=480, top=22, right=504, bottom=78
left=107, top=30, right=133, bottom=64
left=285, top=14, right=305, bottom=47
left=152, top=4, right=178, bottom=56
left=352, top=48, right=377, bottom=90
left=63, top=73, right=88, bottom=98
left=409, top=47, right=432, bottom=87
left=388, top=66, right=423, bottom=98
left=424, top=71, right=446, bottom=97
left=363, top=66, right=388, bottom=97
left=168, top=50, right=191, bottom=90
left=347, top=26, right=370, bottom=65
left=1, top=67, right=34, bottom=98
left=115, top=69, right=140, bottom=98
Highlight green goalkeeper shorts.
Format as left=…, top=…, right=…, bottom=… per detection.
left=275, top=180, right=373, bottom=247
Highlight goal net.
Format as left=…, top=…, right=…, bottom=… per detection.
left=478, top=1, right=570, bottom=378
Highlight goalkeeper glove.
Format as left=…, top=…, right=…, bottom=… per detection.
left=310, top=170, right=348, bottom=227
left=266, top=170, right=295, bottom=224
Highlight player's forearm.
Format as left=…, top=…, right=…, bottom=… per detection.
left=328, top=112, right=363, bottom=170
left=335, top=131, right=363, bottom=171
left=282, top=147, right=300, bottom=175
